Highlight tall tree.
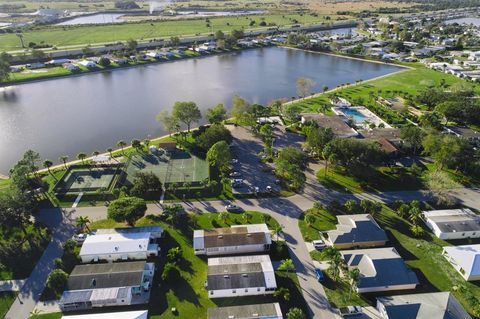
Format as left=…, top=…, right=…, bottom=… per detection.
left=156, top=110, right=180, bottom=136
left=400, top=126, right=424, bottom=155
left=296, top=77, right=315, bottom=98
left=107, top=196, right=147, bottom=226
left=172, top=101, right=202, bottom=132
left=0, top=52, right=12, bottom=83
left=59, top=156, right=69, bottom=170
left=43, top=159, right=54, bottom=177
left=76, top=153, right=87, bottom=165
left=206, top=141, right=231, bottom=175
left=231, top=95, right=255, bottom=126
left=205, top=103, right=227, bottom=124
left=117, top=140, right=127, bottom=154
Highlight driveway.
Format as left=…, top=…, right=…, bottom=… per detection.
left=5, top=208, right=76, bottom=319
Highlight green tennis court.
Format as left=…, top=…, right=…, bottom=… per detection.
left=55, top=167, right=119, bottom=193
left=126, top=151, right=209, bottom=185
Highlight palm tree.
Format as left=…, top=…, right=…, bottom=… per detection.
left=107, top=148, right=114, bottom=159
left=131, top=139, right=142, bottom=153
left=273, top=224, right=283, bottom=241
left=348, top=268, right=360, bottom=300
left=218, top=211, right=229, bottom=224
left=273, top=287, right=290, bottom=301
left=243, top=212, right=252, bottom=223
left=117, top=140, right=127, bottom=154
left=278, top=258, right=295, bottom=272
left=143, top=139, right=151, bottom=150
left=75, top=216, right=91, bottom=232
left=43, top=159, right=53, bottom=174
left=59, top=155, right=69, bottom=170
left=92, top=151, right=100, bottom=157
left=304, top=213, right=316, bottom=228
left=77, top=152, right=87, bottom=165
left=330, top=253, right=343, bottom=281
left=408, top=207, right=422, bottom=225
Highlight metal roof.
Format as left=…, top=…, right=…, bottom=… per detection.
left=208, top=303, right=283, bottom=319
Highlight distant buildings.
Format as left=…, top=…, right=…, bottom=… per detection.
left=443, top=244, right=480, bottom=281
left=422, top=209, right=480, bottom=240
left=79, top=227, right=162, bottom=263
left=341, top=247, right=419, bottom=293
left=193, top=224, right=271, bottom=256
left=376, top=292, right=471, bottom=319
left=206, top=255, right=277, bottom=298
left=59, top=261, right=154, bottom=311
left=324, top=214, right=388, bottom=249
left=208, top=303, right=283, bottom=319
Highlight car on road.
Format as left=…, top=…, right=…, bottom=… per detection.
left=266, top=186, right=272, bottom=192
left=229, top=171, right=242, bottom=177
left=231, top=179, right=244, bottom=188
left=225, top=204, right=243, bottom=212
left=339, top=306, right=363, bottom=317
left=312, top=240, right=326, bottom=250
left=314, top=268, right=324, bottom=282
left=230, top=159, right=239, bottom=164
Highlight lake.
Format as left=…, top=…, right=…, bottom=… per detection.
left=0, top=47, right=402, bottom=173
left=445, top=17, right=480, bottom=26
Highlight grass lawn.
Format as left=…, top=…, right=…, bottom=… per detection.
left=87, top=211, right=305, bottom=318
left=30, top=313, right=62, bottom=319
left=298, top=207, right=337, bottom=242
left=321, top=269, right=370, bottom=308
left=0, top=14, right=330, bottom=51
left=316, top=165, right=425, bottom=193
left=0, top=292, right=17, bottom=318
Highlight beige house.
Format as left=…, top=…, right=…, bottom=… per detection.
left=323, top=214, right=388, bottom=249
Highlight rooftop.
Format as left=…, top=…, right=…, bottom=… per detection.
left=79, top=232, right=153, bottom=257
left=301, top=113, right=358, bottom=138
left=358, top=128, right=402, bottom=142
left=62, top=310, right=149, bottom=319
left=326, top=214, right=388, bottom=245
left=377, top=292, right=471, bottom=319
left=443, top=244, right=480, bottom=278
left=94, top=226, right=163, bottom=237
left=207, top=303, right=282, bottom=319
left=341, top=247, right=419, bottom=289
left=66, top=261, right=147, bottom=290
left=194, top=224, right=270, bottom=249
left=423, top=209, right=480, bottom=233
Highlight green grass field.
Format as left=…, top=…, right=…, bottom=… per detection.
left=0, top=13, right=329, bottom=51
left=0, top=292, right=17, bottom=319
left=298, top=207, right=337, bottom=242
left=126, top=151, right=209, bottom=185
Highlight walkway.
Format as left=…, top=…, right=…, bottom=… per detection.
left=5, top=209, right=76, bottom=319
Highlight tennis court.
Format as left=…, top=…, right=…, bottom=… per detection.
left=126, top=151, right=209, bottom=185
left=55, top=167, right=119, bottom=193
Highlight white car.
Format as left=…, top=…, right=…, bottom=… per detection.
left=229, top=171, right=242, bottom=177
left=230, top=159, right=239, bottom=164
left=312, top=240, right=326, bottom=250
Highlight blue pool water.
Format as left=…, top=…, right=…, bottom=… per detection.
left=338, top=108, right=367, bottom=123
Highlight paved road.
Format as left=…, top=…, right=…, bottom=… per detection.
left=6, top=209, right=76, bottom=319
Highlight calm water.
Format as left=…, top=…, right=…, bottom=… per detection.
left=0, top=47, right=402, bottom=173
left=56, top=13, right=125, bottom=25
left=445, top=17, right=480, bottom=26
left=337, top=107, right=367, bottom=123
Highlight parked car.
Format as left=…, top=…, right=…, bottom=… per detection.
left=72, top=233, right=87, bottom=246
left=225, top=204, right=243, bottom=212
left=339, top=306, right=363, bottom=317
left=312, top=240, right=326, bottom=250
left=229, top=171, right=242, bottom=177
left=230, top=159, right=239, bottom=164
left=314, top=268, right=324, bottom=282
left=231, top=179, right=244, bottom=188
left=266, top=186, right=272, bottom=192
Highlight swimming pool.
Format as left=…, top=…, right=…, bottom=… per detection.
left=337, top=107, right=367, bottom=123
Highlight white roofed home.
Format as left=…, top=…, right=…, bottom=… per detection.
left=193, top=224, right=271, bottom=256
left=376, top=292, right=471, bottom=319
left=208, top=303, right=283, bottom=319
left=62, top=310, right=149, bottom=319
left=206, top=255, right=277, bottom=298
left=78, top=60, right=97, bottom=68
left=422, top=209, right=480, bottom=240
left=443, top=244, right=480, bottom=281
left=59, top=261, right=154, bottom=312
left=79, top=231, right=160, bottom=263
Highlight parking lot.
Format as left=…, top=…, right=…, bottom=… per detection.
left=227, top=123, right=304, bottom=194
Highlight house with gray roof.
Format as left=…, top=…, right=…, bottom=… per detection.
left=341, top=247, right=419, bottom=293
left=422, top=209, right=480, bottom=240
left=206, top=255, right=277, bottom=298
left=194, top=224, right=271, bottom=256
left=59, top=261, right=154, bottom=312
left=443, top=244, right=480, bottom=281
left=300, top=113, right=358, bottom=138
left=62, top=310, right=149, bottom=319
left=323, top=214, right=388, bottom=249
left=208, top=303, right=283, bottom=319
left=376, top=292, right=471, bottom=319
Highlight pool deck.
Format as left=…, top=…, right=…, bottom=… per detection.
left=332, top=106, right=391, bottom=128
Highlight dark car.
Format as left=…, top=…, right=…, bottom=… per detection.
left=315, top=268, right=324, bottom=282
